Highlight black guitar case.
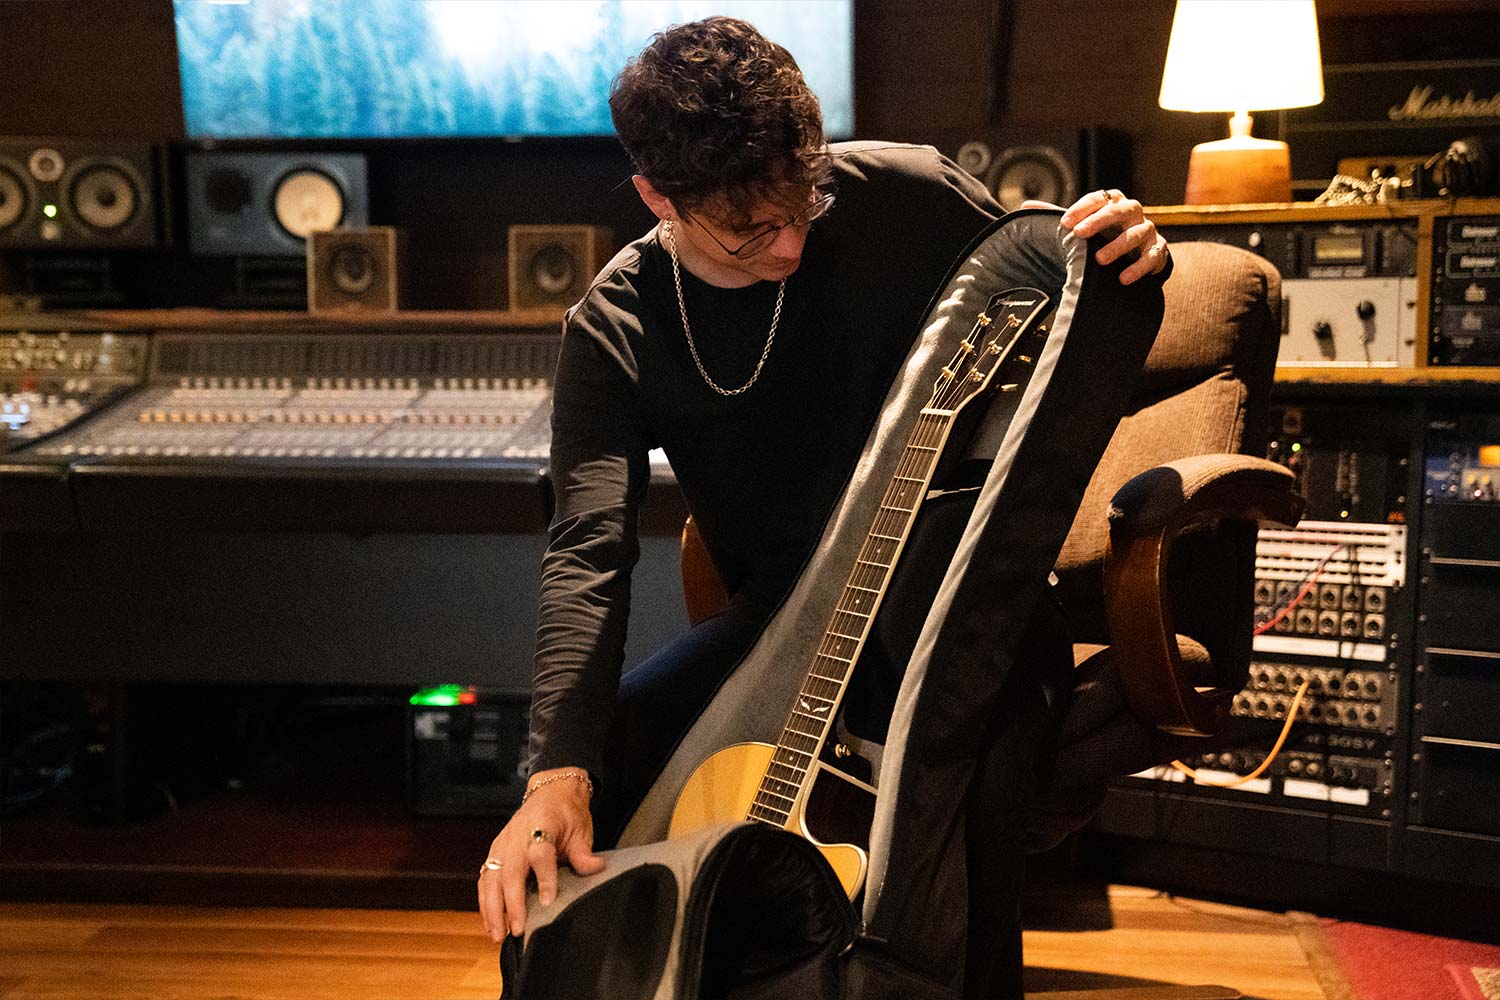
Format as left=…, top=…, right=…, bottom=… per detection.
left=502, top=208, right=1165, bottom=999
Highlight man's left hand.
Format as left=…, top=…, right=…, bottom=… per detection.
left=1024, top=189, right=1169, bottom=286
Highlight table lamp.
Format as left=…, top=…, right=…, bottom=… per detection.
left=1159, top=0, right=1324, bottom=205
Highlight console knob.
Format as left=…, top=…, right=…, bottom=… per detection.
left=1356, top=300, right=1375, bottom=320
left=1313, top=320, right=1334, bottom=340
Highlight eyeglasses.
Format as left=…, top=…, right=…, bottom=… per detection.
left=681, top=192, right=836, bottom=259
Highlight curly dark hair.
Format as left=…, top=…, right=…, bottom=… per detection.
left=609, top=16, right=831, bottom=226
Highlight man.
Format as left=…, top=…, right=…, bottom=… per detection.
left=478, top=13, right=1168, bottom=981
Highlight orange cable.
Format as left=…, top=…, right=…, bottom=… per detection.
left=1168, top=678, right=1312, bottom=787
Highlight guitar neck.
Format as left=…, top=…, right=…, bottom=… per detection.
left=745, top=288, right=1050, bottom=827
left=746, top=409, right=959, bottom=825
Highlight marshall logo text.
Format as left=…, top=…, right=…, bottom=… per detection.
left=1389, top=85, right=1500, bottom=122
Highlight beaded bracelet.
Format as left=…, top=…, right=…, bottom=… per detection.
left=523, top=771, right=594, bottom=804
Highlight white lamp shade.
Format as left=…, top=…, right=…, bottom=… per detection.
left=1159, top=0, right=1324, bottom=113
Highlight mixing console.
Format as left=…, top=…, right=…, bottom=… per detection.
left=33, top=375, right=551, bottom=461
left=28, top=331, right=558, bottom=464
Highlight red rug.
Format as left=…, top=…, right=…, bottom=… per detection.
left=1309, top=918, right=1500, bottom=1000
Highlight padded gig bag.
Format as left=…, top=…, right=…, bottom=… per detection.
left=500, top=821, right=857, bottom=999
left=507, top=209, right=1165, bottom=999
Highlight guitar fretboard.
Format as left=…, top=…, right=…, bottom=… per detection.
left=748, top=411, right=955, bottom=825
left=745, top=287, right=1049, bottom=828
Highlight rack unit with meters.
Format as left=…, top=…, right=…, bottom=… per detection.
left=1146, top=198, right=1500, bottom=382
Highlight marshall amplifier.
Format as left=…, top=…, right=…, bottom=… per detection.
left=1280, top=59, right=1500, bottom=197
left=1430, top=215, right=1500, bottom=365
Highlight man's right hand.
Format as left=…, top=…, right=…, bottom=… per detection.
left=477, top=767, right=606, bottom=942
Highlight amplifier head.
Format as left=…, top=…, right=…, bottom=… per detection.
left=507, top=225, right=612, bottom=310
left=186, top=150, right=368, bottom=257
left=0, top=138, right=163, bottom=249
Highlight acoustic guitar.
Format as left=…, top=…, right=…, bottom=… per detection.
left=668, top=287, right=1055, bottom=898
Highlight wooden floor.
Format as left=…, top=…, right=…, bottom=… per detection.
left=1021, top=887, right=1330, bottom=1000
left=0, top=886, right=1331, bottom=1000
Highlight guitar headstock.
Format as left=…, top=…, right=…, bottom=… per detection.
left=929, top=286, right=1052, bottom=414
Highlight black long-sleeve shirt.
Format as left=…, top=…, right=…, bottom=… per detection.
left=528, top=142, right=1003, bottom=780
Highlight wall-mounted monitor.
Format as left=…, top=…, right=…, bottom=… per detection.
left=173, top=0, right=854, bottom=141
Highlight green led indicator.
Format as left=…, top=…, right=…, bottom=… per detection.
left=1290, top=442, right=1302, bottom=452
left=42, top=204, right=58, bottom=219
left=410, top=683, right=464, bottom=707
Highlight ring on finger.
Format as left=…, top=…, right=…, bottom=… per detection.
left=481, top=857, right=503, bottom=873
left=531, top=828, right=552, bottom=845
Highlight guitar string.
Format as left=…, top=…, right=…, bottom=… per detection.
left=757, top=418, right=956, bottom=816
left=856, top=306, right=1001, bottom=565
left=756, top=424, right=968, bottom=813
left=752, top=299, right=1025, bottom=818
left=766, top=313, right=1013, bottom=763
left=752, top=296, right=1034, bottom=820
left=817, top=371, right=968, bottom=660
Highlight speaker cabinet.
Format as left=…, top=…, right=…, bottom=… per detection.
left=308, top=226, right=405, bottom=313
left=507, top=225, right=612, bottom=311
left=946, top=126, right=1134, bottom=211
left=186, top=151, right=368, bottom=257
left=0, top=138, right=162, bottom=249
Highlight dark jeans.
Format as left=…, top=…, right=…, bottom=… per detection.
left=589, top=597, right=775, bottom=849
left=965, top=589, right=1076, bottom=999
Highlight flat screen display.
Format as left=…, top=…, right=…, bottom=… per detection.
left=174, top=0, right=854, bottom=140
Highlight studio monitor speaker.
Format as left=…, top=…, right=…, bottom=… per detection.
left=187, top=150, right=368, bottom=257
left=507, top=225, right=612, bottom=311
left=949, top=126, right=1134, bottom=212
left=0, top=138, right=163, bottom=249
left=308, top=226, right=405, bottom=313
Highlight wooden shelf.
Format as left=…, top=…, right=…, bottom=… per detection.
left=1146, top=196, right=1500, bottom=224
left=1276, top=367, right=1500, bottom=386
left=0, top=307, right=566, bottom=332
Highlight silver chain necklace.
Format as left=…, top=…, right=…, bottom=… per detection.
left=663, top=219, right=785, bottom=397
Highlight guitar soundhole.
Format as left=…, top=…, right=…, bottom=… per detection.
left=804, top=770, right=875, bottom=850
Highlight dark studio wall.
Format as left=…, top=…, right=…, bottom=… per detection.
left=2, top=0, right=1499, bottom=310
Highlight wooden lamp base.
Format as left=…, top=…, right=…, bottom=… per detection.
left=1184, top=135, right=1293, bottom=205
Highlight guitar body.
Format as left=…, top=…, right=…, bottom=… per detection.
left=669, top=742, right=872, bottom=899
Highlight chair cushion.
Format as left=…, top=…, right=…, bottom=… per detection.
left=1053, top=242, right=1281, bottom=643
left=1134, top=241, right=1282, bottom=400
